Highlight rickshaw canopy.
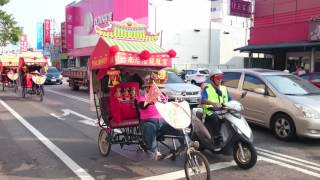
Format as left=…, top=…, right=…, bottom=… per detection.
left=0, top=54, right=19, bottom=71
left=18, top=51, right=48, bottom=68
left=89, top=19, right=176, bottom=71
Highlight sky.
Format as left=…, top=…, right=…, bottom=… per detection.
left=1, top=0, right=76, bottom=50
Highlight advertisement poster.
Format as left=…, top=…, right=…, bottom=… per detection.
left=43, top=19, right=51, bottom=48
left=37, top=22, right=43, bottom=49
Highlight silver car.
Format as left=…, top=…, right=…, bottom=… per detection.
left=163, top=72, right=201, bottom=106
left=220, top=69, right=320, bottom=140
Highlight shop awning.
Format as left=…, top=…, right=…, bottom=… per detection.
left=235, top=41, right=320, bottom=53
left=68, top=46, right=95, bottom=57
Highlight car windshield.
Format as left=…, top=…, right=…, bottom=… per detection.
left=167, top=72, right=184, bottom=83
left=264, top=75, right=320, bottom=95
left=48, top=67, right=59, bottom=73
left=199, top=70, right=209, bottom=74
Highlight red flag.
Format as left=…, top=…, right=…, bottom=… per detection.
left=145, top=81, right=162, bottom=106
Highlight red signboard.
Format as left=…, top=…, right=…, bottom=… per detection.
left=20, top=34, right=28, bottom=52
left=43, top=19, right=51, bottom=47
left=65, top=6, right=74, bottom=50
left=230, top=0, right=252, bottom=18
left=61, top=22, right=67, bottom=53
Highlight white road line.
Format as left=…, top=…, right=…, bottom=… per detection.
left=138, top=160, right=237, bottom=180
left=259, top=156, right=320, bottom=178
left=258, top=151, right=320, bottom=172
left=257, top=147, right=320, bottom=168
left=0, top=100, right=95, bottom=180
left=47, top=89, right=90, bottom=103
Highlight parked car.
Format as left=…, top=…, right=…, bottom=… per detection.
left=163, top=72, right=201, bottom=106
left=207, top=69, right=320, bottom=140
left=45, top=66, right=63, bottom=85
left=181, top=68, right=209, bottom=85
left=300, top=72, right=320, bottom=88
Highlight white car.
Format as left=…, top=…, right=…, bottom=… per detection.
left=163, top=72, right=201, bottom=106
left=184, top=68, right=209, bottom=85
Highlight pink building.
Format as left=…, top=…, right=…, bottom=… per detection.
left=63, top=0, right=148, bottom=68
left=237, top=0, right=320, bottom=72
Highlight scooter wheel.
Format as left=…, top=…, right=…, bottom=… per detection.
left=233, top=142, right=257, bottom=169
left=98, top=129, right=111, bottom=157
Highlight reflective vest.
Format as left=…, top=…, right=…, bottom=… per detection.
left=203, top=84, right=228, bottom=115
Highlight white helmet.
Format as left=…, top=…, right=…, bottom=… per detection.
left=209, top=69, right=223, bottom=78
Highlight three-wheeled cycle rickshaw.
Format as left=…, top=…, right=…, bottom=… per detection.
left=89, top=19, right=210, bottom=180
left=18, top=51, right=48, bottom=101
left=0, top=53, right=19, bottom=92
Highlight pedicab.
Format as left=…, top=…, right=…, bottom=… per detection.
left=89, top=19, right=210, bottom=180
left=18, top=51, right=48, bottom=101
left=0, top=53, right=19, bottom=92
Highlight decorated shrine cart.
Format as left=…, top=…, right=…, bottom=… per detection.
left=89, top=19, right=210, bottom=180
left=0, top=54, right=19, bottom=92
left=18, top=51, right=48, bottom=101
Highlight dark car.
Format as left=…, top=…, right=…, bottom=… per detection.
left=45, top=67, right=63, bottom=84
left=300, top=72, right=320, bottom=88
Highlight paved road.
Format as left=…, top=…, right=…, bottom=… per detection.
left=1, top=83, right=320, bottom=180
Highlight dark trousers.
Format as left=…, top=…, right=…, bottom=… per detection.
left=205, top=111, right=222, bottom=139
left=141, top=119, right=184, bottom=152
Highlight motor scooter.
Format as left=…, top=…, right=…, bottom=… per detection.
left=191, top=92, right=257, bottom=169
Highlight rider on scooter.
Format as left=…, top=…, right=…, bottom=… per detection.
left=201, top=69, right=232, bottom=150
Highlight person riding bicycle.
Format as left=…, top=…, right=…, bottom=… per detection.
left=201, top=69, right=232, bottom=150
left=137, top=72, right=185, bottom=160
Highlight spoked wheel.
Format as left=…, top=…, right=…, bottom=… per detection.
left=98, top=129, right=111, bottom=157
left=184, top=150, right=210, bottom=180
left=233, top=141, right=257, bottom=169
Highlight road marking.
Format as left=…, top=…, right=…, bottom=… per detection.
left=47, top=89, right=90, bottom=103
left=0, top=100, right=95, bottom=180
left=257, top=147, right=320, bottom=168
left=138, top=160, right=237, bottom=180
left=259, top=156, right=320, bottom=178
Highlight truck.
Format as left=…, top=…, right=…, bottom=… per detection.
left=62, top=67, right=89, bottom=91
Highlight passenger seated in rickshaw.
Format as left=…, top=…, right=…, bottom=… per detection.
left=137, top=82, right=185, bottom=160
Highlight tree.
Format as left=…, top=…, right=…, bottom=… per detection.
left=0, top=0, right=22, bottom=47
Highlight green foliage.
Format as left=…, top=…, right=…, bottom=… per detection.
left=0, top=0, right=22, bottom=47
left=166, top=67, right=180, bottom=74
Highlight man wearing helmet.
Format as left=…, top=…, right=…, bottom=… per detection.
left=201, top=69, right=232, bottom=150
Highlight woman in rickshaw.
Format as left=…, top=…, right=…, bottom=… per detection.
left=137, top=71, right=185, bottom=160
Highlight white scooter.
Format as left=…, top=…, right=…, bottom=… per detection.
left=191, top=92, right=257, bottom=169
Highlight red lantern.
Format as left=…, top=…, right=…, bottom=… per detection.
left=139, top=50, right=151, bottom=60
left=109, top=45, right=119, bottom=56
left=33, top=57, right=37, bottom=60
left=167, top=49, right=176, bottom=58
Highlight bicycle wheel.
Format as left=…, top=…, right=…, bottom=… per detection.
left=98, top=129, right=111, bottom=157
left=184, top=150, right=210, bottom=180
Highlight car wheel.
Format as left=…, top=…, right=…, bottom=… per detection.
left=271, top=113, right=296, bottom=141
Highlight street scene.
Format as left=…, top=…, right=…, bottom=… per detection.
left=1, top=0, right=320, bottom=180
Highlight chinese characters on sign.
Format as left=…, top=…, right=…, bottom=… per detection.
left=20, top=34, right=28, bottom=52
left=230, top=0, right=251, bottom=18
left=65, top=6, right=74, bottom=50
left=43, top=19, right=51, bottom=48
left=61, top=22, right=67, bottom=53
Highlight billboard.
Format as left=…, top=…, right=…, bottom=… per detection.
left=309, top=20, right=320, bottom=41
left=20, top=34, right=28, bottom=52
left=37, top=23, right=43, bottom=49
left=230, top=0, right=252, bottom=18
left=43, top=19, right=51, bottom=48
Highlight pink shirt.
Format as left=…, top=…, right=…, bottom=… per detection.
left=137, top=96, right=162, bottom=120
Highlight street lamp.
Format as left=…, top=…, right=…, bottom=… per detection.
left=148, top=2, right=157, bottom=33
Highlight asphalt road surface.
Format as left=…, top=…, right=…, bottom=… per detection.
left=1, top=83, right=320, bottom=180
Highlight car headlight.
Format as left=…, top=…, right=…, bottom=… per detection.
left=59, top=75, right=63, bottom=79
left=294, top=104, right=320, bottom=119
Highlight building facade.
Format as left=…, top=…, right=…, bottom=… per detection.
left=237, top=0, right=320, bottom=72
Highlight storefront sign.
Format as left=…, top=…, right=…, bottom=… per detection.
left=43, top=19, right=51, bottom=46
left=309, top=20, right=320, bottom=41
left=65, top=6, right=74, bottom=50
left=20, top=34, right=28, bottom=52
left=36, top=23, right=43, bottom=50
left=230, top=0, right=251, bottom=18
left=61, top=22, right=67, bottom=53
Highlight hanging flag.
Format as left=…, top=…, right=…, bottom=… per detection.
left=144, top=81, right=162, bottom=106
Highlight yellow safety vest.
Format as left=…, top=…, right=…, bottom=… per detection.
left=203, top=84, right=228, bottom=115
